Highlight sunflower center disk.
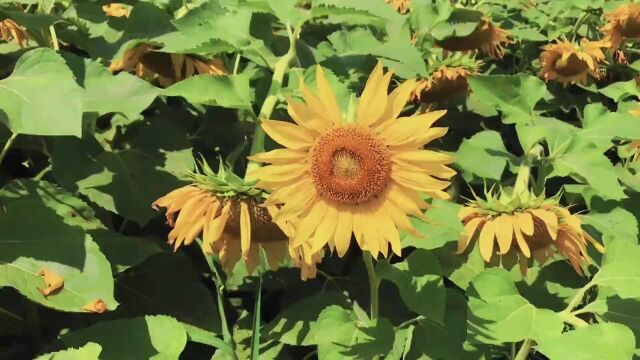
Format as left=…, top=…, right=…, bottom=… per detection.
left=553, top=53, right=589, bottom=77
left=621, top=17, right=640, bottom=37
left=311, top=126, right=392, bottom=205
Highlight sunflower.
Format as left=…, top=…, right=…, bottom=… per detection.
left=458, top=188, right=604, bottom=276
left=152, top=162, right=311, bottom=276
left=0, top=19, right=28, bottom=48
left=386, top=0, right=410, bottom=14
left=538, top=39, right=608, bottom=85
left=249, top=63, right=456, bottom=264
left=102, top=3, right=130, bottom=18
left=435, top=18, right=511, bottom=59
left=109, top=44, right=227, bottom=86
left=601, top=3, right=640, bottom=52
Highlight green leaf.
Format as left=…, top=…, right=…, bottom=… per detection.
left=88, top=229, right=161, bottom=273
left=263, top=292, right=350, bottom=345
left=468, top=268, right=564, bottom=344
left=35, top=343, right=102, bottom=360
left=0, top=48, right=83, bottom=136
left=431, top=8, right=483, bottom=40
left=250, top=275, right=262, bottom=360
left=537, top=323, right=635, bottom=360
left=580, top=207, right=638, bottom=245
left=454, top=130, right=513, bottom=181
left=516, top=116, right=578, bottom=155
left=467, top=74, right=547, bottom=124
left=0, top=201, right=117, bottom=312
left=377, top=249, right=446, bottom=323
left=599, top=80, right=640, bottom=102
left=434, top=244, right=485, bottom=290
left=59, top=315, right=187, bottom=360
left=593, top=295, right=640, bottom=346
left=116, top=253, right=221, bottom=333
left=162, top=73, right=253, bottom=110
left=402, top=199, right=463, bottom=250
left=62, top=54, right=160, bottom=119
left=593, top=240, right=640, bottom=299
left=314, top=306, right=395, bottom=359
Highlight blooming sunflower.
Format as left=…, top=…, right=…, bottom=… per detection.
left=538, top=39, right=608, bottom=85
left=458, top=187, right=604, bottom=276
left=152, top=161, right=314, bottom=276
left=249, top=63, right=456, bottom=264
left=109, top=44, right=227, bottom=86
left=601, top=3, right=640, bottom=52
left=386, top=0, right=410, bottom=14
left=435, top=18, right=511, bottom=59
left=0, top=19, right=28, bottom=48
left=102, top=3, right=130, bottom=18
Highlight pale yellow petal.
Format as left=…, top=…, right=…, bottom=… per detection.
left=357, top=62, right=392, bottom=127
left=262, top=119, right=315, bottom=150
left=493, top=215, right=514, bottom=254
left=292, top=200, right=329, bottom=247
left=479, top=220, right=496, bottom=261
left=248, top=149, right=307, bottom=164
left=512, top=219, right=531, bottom=258
left=333, top=207, right=353, bottom=257
left=516, top=212, right=534, bottom=236
left=458, top=217, right=483, bottom=253
left=240, top=201, right=251, bottom=258
left=316, top=66, right=342, bottom=123
left=530, top=209, right=559, bottom=240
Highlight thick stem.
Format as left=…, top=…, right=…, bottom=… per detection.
left=49, top=25, right=59, bottom=51
left=560, top=312, right=589, bottom=328
left=0, top=133, right=18, bottom=168
left=562, top=280, right=595, bottom=315
left=363, top=252, right=380, bottom=320
left=245, top=26, right=299, bottom=177
left=513, top=144, right=543, bottom=195
left=514, top=339, right=532, bottom=360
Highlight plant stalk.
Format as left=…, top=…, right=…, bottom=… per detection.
left=514, top=339, right=532, bottom=360
left=363, top=252, right=380, bottom=320
left=245, top=25, right=299, bottom=177
left=513, top=144, right=543, bottom=195
left=0, top=133, right=18, bottom=168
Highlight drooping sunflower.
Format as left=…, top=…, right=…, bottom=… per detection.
left=411, top=56, right=481, bottom=103
left=601, top=3, right=640, bottom=52
left=386, top=0, right=411, bottom=14
left=109, top=44, right=227, bottom=86
left=538, top=39, right=608, bottom=85
left=458, top=188, right=604, bottom=276
left=435, top=18, right=511, bottom=59
left=250, top=63, right=456, bottom=264
left=102, top=3, right=130, bottom=18
left=152, top=161, right=317, bottom=277
left=0, top=19, right=29, bottom=48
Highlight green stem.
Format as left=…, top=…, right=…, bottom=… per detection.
left=49, top=25, right=59, bottom=51
left=514, top=339, right=532, bottom=360
left=571, top=12, right=589, bottom=43
left=513, top=144, right=543, bottom=195
left=245, top=25, right=299, bottom=177
left=562, top=280, right=595, bottom=315
left=395, top=315, right=425, bottom=330
left=560, top=312, right=589, bottom=328
left=233, top=53, right=241, bottom=75
left=0, top=133, right=18, bottom=168
left=363, top=252, right=379, bottom=320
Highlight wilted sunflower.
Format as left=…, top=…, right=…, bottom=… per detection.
left=102, top=3, right=130, bottom=17
left=386, top=0, right=410, bottom=14
left=109, top=44, right=227, bottom=86
left=601, top=3, right=640, bottom=51
left=435, top=18, right=511, bottom=59
left=152, top=161, right=312, bottom=276
left=411, top=55, right=481, bottom=103
left=458, top=187, right=604, bottom=276
left=539, top=39, right=608, bottom=85
left=0, top=19, right=28, bottom=48
left=250, top=63, right=456, bottom=264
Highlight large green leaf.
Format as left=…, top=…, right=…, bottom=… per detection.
left=593, top=240, right=640, bottom=298
left=468, top=268, right=564, bottom=344
left=59, top=315, right=187, bottom=360
left=162, top=73, right=253, bottom=110
left=467, top=74, right=548, bottom=124
left=88, top=229, right=161, bottom=274
left=0, top=201, right=117, bottom=312
left=453, top=130, right=513, bottom=181
left=376, top=249, right=446, bottom=323
left=580, top=207, right=638, bottom=245
left=35, top=343, right=102, bottom=360
left=0, top=48, right=83, bottom=136
left=537, top=323, right=635, bottom=360
left=402, top=199, right=463, bottom=250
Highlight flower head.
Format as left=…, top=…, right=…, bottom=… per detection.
left=250, top=63, right=455, bottom=266
left=109, top=44, right=226, bottom=86
left=601, top=3, right=640, bottom=51
left=152, top=160, right=311, bottom=276
left=386, top=0, right=411, bottom=14
left=435, top=18, right=511, bottom=59
left=539, top=39, right=608, bottom=85
left=458, top=187, right=604, bottom=275
left=0, top=19, right=29, bottom=48
left=102, top=3, right=130, bottom=18
left=411, top=55, right=481, bottom=103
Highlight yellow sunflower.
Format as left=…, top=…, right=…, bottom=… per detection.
left=538, top=39, right=608, bottom=85
left=435, top=18, right=511, bottom=59
left=102, top=3, right=130, bottom=18
left=386, top=0, right=411, bottom=14
left=249, top=63, right=456, bottom=264
left=601, top=3, right=640, bottom=52
left=109, top=44, right=227, bottom=86
left=0, top=19, right=29, bottom=48
left=458, top=188, right=604, bottom=276
left=411, top=66, right=475, bottom=103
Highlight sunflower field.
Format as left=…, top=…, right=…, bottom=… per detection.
left=4, top=0, right=640, bottom=359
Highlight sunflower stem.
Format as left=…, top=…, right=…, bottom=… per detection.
left=245, top=25, right=299, bottom=177
left=513, top=145, right=543, bottom=195
left=560, top=312, right=589, bottom=328
left=514, top=339, right=532, bottom=360
left=363, top=252, right=380, bottom=320
left=49, top=25, right=59, bottom=51
left=561, top=280, right=595, bottom=315
left=571, top=12, right=590, bottom=43
left=0, top=132, right=18, bottom=168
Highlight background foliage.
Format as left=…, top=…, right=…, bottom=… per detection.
left=1, top=0, right=640, bottom=359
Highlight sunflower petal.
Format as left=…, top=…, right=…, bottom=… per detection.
left=262, top=119, right=315, bottom=150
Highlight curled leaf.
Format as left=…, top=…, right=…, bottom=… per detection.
left=82, top=299, right=107, bottom=313
left=37, top=269, right=64, bottom=297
